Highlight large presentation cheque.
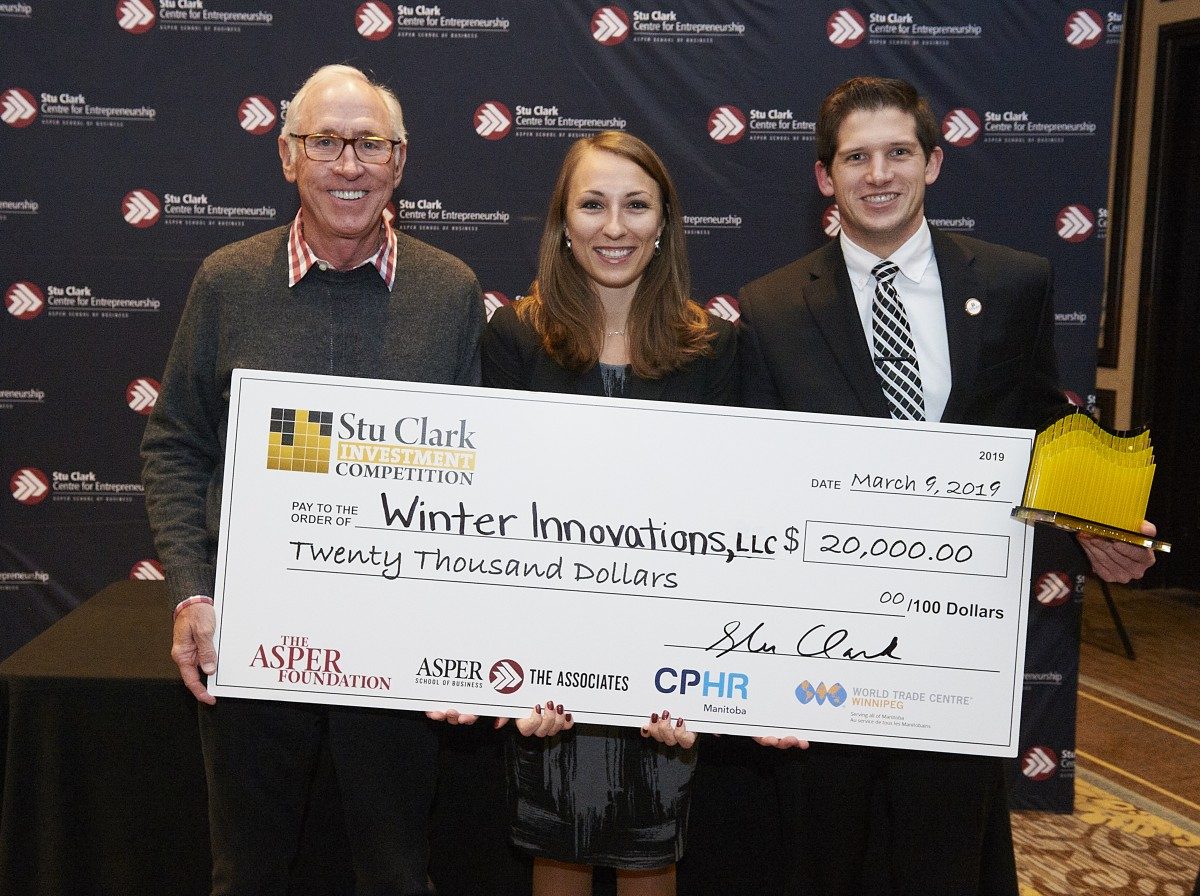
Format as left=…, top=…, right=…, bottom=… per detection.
left=210, top=369, right=1036, bottom=756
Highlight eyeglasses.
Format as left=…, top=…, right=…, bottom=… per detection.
left=290, top=133, right=403, bottom=164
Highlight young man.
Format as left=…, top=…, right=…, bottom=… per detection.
left=739, top=76, right=1154, bottom=895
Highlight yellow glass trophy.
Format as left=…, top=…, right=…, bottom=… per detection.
left=1011, top=413, right=1171, bottom=552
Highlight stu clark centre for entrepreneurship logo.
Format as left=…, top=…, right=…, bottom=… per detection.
left=265, top=405, right=480, bottom=486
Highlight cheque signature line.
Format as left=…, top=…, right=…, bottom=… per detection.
left=284, top=567, right=902, bottom=617
left=662, top=642, right=1001, bottom=674
left=353, top=525, right=774, bottom=561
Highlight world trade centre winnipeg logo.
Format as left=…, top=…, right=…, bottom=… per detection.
left=265, top=405, right=480, bottom=485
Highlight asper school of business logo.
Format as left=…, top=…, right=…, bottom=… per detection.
left=413, top=656, right=528, bottom=693
left=1056, top=204, right=1106, bottom=243
left=827, top=8, right=981, bottom=48
left=9, top=88, right=156, bottom=130
left=6, top=280, right=163, bottom=321
left=356, top=2, right=509, bottom=40
left=118, top=0, right=274, bottom=34
left=474, top=100, right=626, bottom=141
left=10, top=466, right=144, bottom=504
left=1033, top=571, right=1078, bottom=608
left=121, top=188, right=277, bottom=229
left=392, top=197, right=510, bottom=234
left=591, top=5, right=744, bottom=46
left=1021, top=745, right=1074, bottom=781
left=705, top=295, right=739, bottom=324
left=482, top=290, right=511, bottom=321
left=238, top=95, right=277, bottom=135
left=266, top=406, right=479, bottom=487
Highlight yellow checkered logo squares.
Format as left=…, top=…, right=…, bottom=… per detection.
left=267, top=408, right=333, bottom=473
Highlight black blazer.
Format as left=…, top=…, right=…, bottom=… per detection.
left=738, top=227, right=1071, bottom=431
left=482, top=302, right=737, bottom=406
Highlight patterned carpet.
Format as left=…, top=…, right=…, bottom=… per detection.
left=1013, top=775, right=1200, bottom=895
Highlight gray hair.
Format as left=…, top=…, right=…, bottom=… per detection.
left=282, top=64, right=406, bottom=162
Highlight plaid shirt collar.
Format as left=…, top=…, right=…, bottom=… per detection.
left=286, top=209, right=397, bottom=289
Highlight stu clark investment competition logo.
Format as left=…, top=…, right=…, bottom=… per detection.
left=264, top=405, right=479, bottom=486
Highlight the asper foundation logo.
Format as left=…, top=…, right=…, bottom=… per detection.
left=6, top=282, right=44, bottom=319
left=591, top=6, right=629, bottom=44
left=1, top=88, right=37, bottom=128
left=238, top=95, right=277, bottom=135
left=268, top=408, right=333, bottom=473
left=116, top=0, right=156, bottom=33
left=708, top=105, right=746, bottom=144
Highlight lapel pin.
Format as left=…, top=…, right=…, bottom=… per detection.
left=965, top=298, right=982, bottom=316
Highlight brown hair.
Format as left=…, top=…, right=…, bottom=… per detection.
left=517, top=131, right=714, bottom=378
left=815, top=76, right=939, bottom=168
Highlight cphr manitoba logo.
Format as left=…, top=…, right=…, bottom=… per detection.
left=10, top=468, right=50, bottom=506
left=827, top=8, right=866, bottom=47
left=238, top=95, right=277, bottom=135
left=942, top=108, right=981, bottom=147
left=591, top=6, right=629, bottom=44
left=123, top=189, right=161, bottom=228
left=6, top=282, right=45, bottom=320
left=708, top=105, right=746, bottom=144
left=474, top=100, right=511, bottom=140
left=116, top=0, right=156, bottom=33
left=356, top=1, right=393, bottom=39
left=126, top=377, right=161, bottom=415
left=1, top=87, right=37, bottom=128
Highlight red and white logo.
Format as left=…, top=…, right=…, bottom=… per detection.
left=356, top=1, right=394, bottom=40
left=1065, top=9, right=1103, bottom=48
left=474, top=101, right=512, bottom=140
left=822, top=205, right=842, bottom=238
left=827, top=9, right=866, bottom=47
left=126, top=377, right=161, bottom=414
left=1, top=88, right=37, bottom=128
left=1034, top=571, right=1073, bottom=607
left=123, top=189, right=161, bottom=228
left=1056, top=204, right=1095, bottom=242
left=483, top=290, right=510, bottom=321
left=706, top=295, right=740, bottom=324
left=489, top=659, right=524, bottom=694
left=942, top=108, right=981, bottom=147
left=1021, top=745, right=1059, bottom=781
left=239, top=96, right=277, bottom=135
left=130, top=559, right=165, bottom=580
left=591, top=6, right=630, bottom=45
left=10, top=468, right=50, bottom=505
left=116, top=0, right=156, bottom=34
left=6, top=282, right=45, bottom=320
left=708, top=105, right=746, bottom=144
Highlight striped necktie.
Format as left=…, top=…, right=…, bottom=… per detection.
left=871, top=260, right=926, bottom=421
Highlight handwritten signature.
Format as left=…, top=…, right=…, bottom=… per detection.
left=707, top=620, right=901, bottom=662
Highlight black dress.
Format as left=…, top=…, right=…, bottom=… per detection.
left=481, top=303, right=737, bottom=869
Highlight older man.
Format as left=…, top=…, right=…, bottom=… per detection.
left=141, top=64, right=483, bottom=894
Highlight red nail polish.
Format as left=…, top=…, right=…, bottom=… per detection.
left=565, top=713, right=573, bottom=723
left=676, top=718, right=684, bottom=727
left=535, top=704, right=542, bottom=715
left=651, top=713, right=659, bottom=723
left=557, top=703, right=564, bottom=715
left=662, top=710, right=670, bottom=720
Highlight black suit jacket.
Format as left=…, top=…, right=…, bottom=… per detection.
left=482, top=302, right=737, bottom=406
left=739, top=227, right=1071, bottom=430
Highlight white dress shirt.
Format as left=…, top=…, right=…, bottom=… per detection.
left=840, top=221, right=952, bottom=423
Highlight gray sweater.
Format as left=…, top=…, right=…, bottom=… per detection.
left=140, top=224, right=484, bottom=605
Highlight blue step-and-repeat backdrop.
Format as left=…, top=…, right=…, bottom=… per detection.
left=1, top=1, right=1125, bottom=811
